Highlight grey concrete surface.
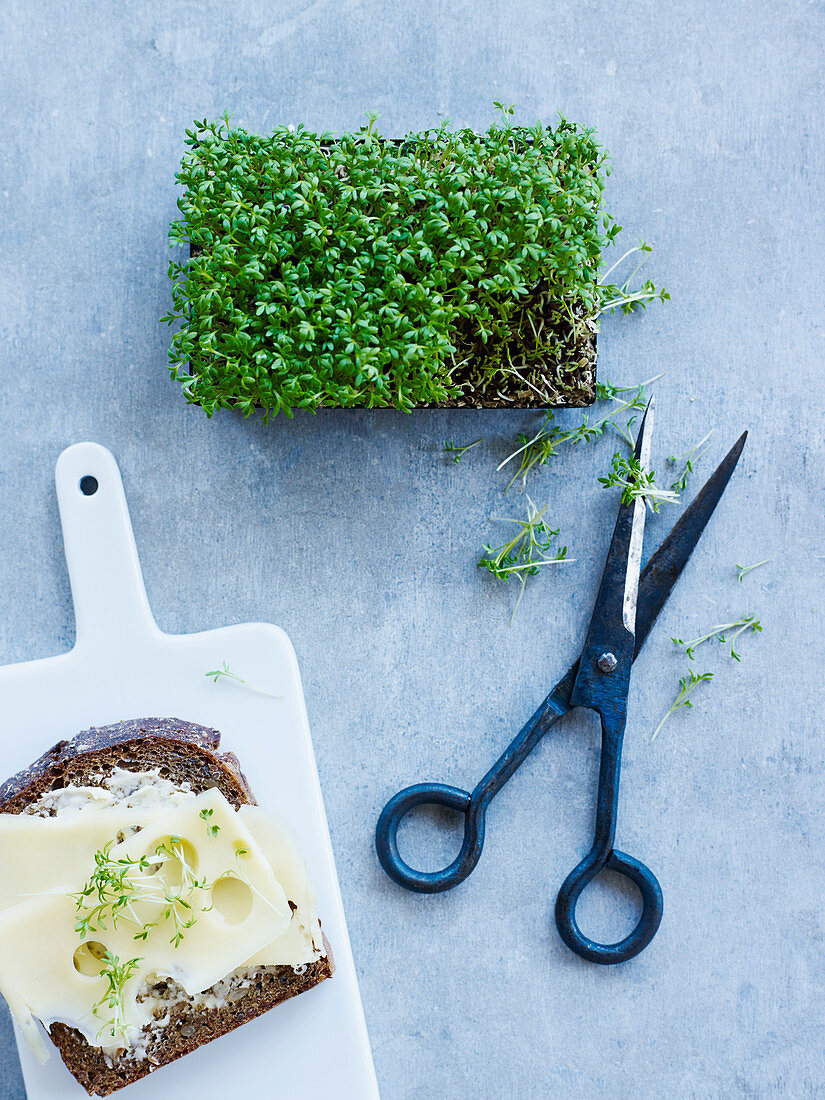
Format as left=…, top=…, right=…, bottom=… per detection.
left=1, top=1, right=823, bottom=1097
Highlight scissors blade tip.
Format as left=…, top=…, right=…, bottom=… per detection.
left=633, top=397, right=656, bottom=463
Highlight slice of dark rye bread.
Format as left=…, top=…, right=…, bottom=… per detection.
left=0, top=717, right=334, bottom=1097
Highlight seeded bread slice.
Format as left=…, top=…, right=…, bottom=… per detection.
left=0, top=717, right=334, bottom=1097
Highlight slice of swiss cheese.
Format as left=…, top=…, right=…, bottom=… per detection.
left=0, top=806, right=173, bottom=912
left=238, top=805, right=324, bottom=967
left=0, top=790, right=292, bottom=1060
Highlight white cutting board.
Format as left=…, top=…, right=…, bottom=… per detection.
left=0, top=442, right=379, bottom=1100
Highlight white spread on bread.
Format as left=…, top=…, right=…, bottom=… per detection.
left=24, top=767, right=196, bottom=817
left=0, top=781, right=324, bottom=1063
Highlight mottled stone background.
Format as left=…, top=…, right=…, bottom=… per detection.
left=0, top=1, right=822, bottom=1096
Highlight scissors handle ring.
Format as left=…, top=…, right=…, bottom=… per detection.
left=375, top=783, right=486, bottom=893
left=554, top=846, right=664, bottom=964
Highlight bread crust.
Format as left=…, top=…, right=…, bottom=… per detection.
left=0, top=718, right=333, bottom=1096
left=49, top=951, right=335, bottom=1097
left=0, top=717, right=255, bottom=813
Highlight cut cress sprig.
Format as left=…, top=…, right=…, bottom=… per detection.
left=668, top=430, right=714, bottom=494
left=672, top=615, right=762, bottom=662
left=205, top=661, right=246, bottom=686
left=478, top=497, right=574, bottom=621
left=651, top=670, right=714, bottom=741
left=736, top=559, right=771, bottom=582
left=598, top=452, right=680, bottom=512
left=224, top=845, right=284, bottom=915
left=444, top=439, right=482, bottom=464
left=205, top=661, right=282, bottom=699
left=199, top=807, right=220, bottom=837
left=91, top=951, right=142, bottom=1047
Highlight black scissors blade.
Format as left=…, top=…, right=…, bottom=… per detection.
left=633, top=429, right=748, bottom=655
left=568, top=399, right=655, bottom=712
left=548, top=425, right=746, bottom=717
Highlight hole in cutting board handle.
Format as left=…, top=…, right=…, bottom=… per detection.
left=79, top=475, right=98, bottom=496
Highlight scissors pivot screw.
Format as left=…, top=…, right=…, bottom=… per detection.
left=597, top=652, right=618, bottom=673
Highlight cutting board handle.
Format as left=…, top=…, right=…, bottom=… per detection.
left=56, top=443, right=158, bottom=651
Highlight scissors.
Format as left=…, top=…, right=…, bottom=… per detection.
left=376, top=402, right=747, bottom=964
